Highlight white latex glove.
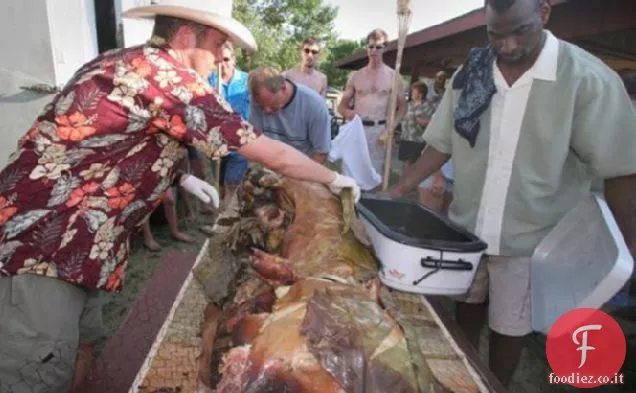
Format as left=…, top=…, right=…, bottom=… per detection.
left=179, top=174, right=220, bottom=208
left=327, top=173, right=361, bottom=203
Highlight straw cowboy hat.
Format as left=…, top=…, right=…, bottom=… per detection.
left=123, top=0, right=257, bottom=52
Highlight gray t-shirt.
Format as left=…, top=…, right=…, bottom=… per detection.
left=250, top=81, right=331, bottom=156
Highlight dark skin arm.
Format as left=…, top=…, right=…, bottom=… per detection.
left=604, top=174, right=636, bottom=257
left=387, top=146, right=450, bottom=197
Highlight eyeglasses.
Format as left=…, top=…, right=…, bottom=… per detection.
left=304, top=48, right=320, bottom=55
left=368, top=44, right=385, bottom=50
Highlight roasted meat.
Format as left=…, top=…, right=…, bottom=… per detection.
left=215, top=278, right=418, bottom=393
left=194, top=167, right=416, bottom=393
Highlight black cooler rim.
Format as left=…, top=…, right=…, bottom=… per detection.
left=356, top=196, right=488, bottom=253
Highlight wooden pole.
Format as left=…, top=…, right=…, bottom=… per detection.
left=382, top=0, right=412, bottom=190
left=215, top=64, right=222, bottom=191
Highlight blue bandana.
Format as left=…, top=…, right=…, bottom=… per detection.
left=452, top=46, right=498, bottom=147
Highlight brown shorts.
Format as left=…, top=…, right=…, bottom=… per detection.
left=453, top=255, right=532, bottom=337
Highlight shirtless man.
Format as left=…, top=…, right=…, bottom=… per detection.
left=338, top=28, right=407, bottom=176
left=285, top=38, right=328, bottom=98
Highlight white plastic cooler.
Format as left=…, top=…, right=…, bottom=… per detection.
left=356, top=196, right=487, bottom=295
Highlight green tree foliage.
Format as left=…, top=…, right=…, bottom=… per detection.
left=231, top=0, right=366, bottom=90
left=232, top=0, right=338, bottom=71
left=321, top=38, right=365, bottom=89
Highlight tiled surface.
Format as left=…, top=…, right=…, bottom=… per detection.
left=381, top=288, right=491, bottom=392
left=427, top=358, right=482, bottom=393
left=78, top=250, right=198, bottom=393
left=80, top=239, right=491, bottom=393
left=164, top=279, right=208, bottom=343
left=136, top=342, right=200, bottom=392
left=133, top=276, right=210, bottom=392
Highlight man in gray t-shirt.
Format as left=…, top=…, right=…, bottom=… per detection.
left=249, top=66, right=331, bottom=164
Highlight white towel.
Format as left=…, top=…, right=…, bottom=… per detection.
left=328, top=115, right=382, bottom=191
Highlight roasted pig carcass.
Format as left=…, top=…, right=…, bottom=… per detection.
left=236, top=168, right=377, bottom=285
left=214, top=278, right=418, bottom=393
left=196, top=167, right=417, bottom=392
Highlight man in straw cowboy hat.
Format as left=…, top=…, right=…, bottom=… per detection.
left=0, top=0, right=359, bottom=391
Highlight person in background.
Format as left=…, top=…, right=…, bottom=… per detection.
left=285, top=38, right=328, bottom=98
left=338, top=28, right=408, bottom=178
left=141, top=173, right=198, bottom=251
left=427, top=70, right=448, bottom=104
left=209, top=41, right=252, bottom=206
left=186, top=147, right=208, bottom=182
left=0, top=1, right=359, bottom=390
left=249, top=66, right=331, bottom=165
left=398, top=82, right=432, bottom=173
left=388, top=0, right=636, bottom=387
left=398, top=81, right=449, bottom=212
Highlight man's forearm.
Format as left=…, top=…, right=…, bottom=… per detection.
left=604, top=174, right=636, bottom=256
left=389, top=146, right=450, bottom=196
left=276, top=146, right=335, bottom=183
left=239, top=136, right=336, bottom=184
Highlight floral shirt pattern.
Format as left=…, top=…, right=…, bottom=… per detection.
left=400, top=100, right=438, bottom=143
left=0, top=37, right=260, bottom=292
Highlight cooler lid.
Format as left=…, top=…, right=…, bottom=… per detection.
left=356, top=196, right=487, bottom=253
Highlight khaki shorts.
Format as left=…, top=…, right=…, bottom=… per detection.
left=0, top=274, right=106, bottom=393
left=453, top=255, right=532, bottom=337
left=363, top=124, right=386, bottom=175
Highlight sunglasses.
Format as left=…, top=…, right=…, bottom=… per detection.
left=304, top=48, right=320, bottom=55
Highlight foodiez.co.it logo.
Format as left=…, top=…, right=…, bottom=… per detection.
left=546, top=308, right=626, bottom=388
left=573, top=324, right=602, bottom=368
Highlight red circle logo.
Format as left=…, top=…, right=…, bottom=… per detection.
left=546, top=308, right=626, bottom=388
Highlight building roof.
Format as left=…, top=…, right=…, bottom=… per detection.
left=335, top=0, right=636, bottom=76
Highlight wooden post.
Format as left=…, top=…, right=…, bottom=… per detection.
left=382, top=0, right=412, bottom=190
left=215, top=64, right=222, bottom=191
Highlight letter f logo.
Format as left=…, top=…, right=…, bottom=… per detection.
left=572, top=324, right=603, bottom=368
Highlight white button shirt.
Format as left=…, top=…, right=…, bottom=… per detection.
left=474, top=31, right=560, bottom=255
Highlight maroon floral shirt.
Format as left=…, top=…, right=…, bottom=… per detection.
left=0, top=36, right=260, bottom=292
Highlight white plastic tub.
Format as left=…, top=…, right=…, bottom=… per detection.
left=531, top=194, right=634, bottom=335
left=357, top=196, right=487, bottom=295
